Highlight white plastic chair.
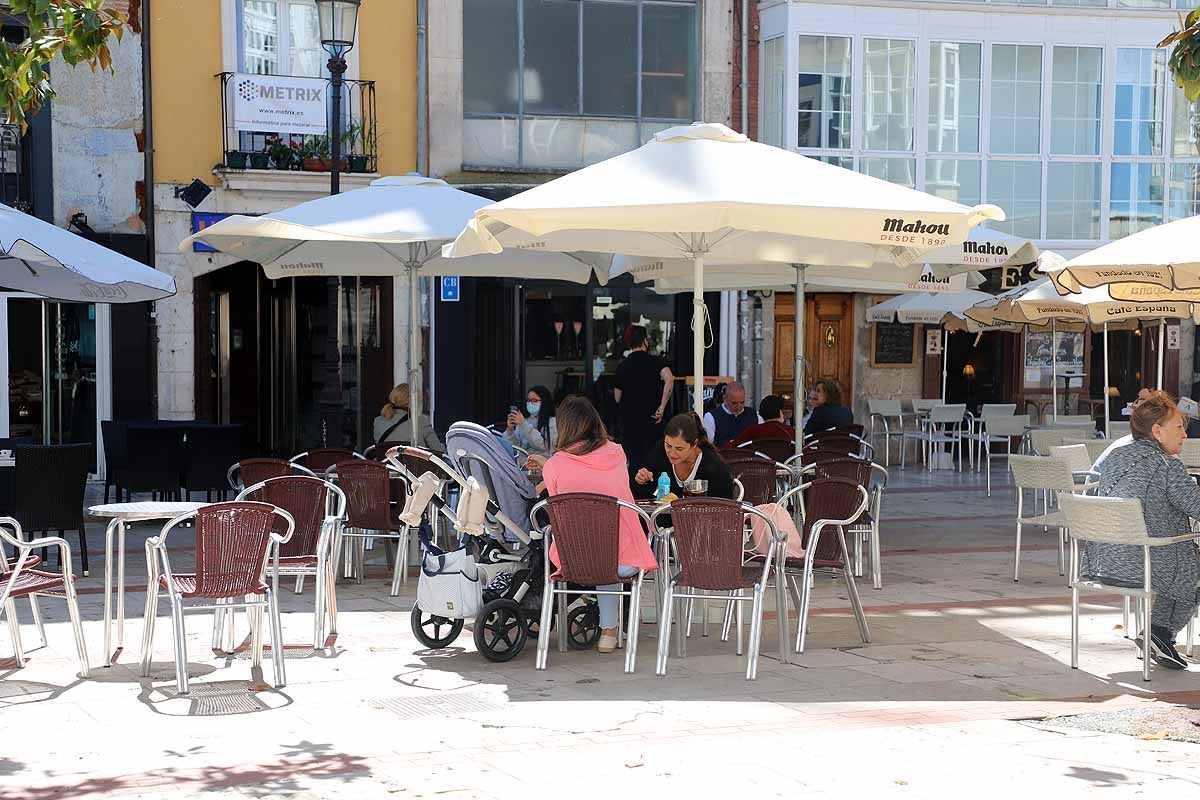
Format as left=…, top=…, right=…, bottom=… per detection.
left=980, top=414, right=1030, bottom=497
left=965, top=404, right=1016, bottom=469
left=1009, top=455, right=1077, bottom=582
left=902, top=404, right=966, bottom=472
left=866, top=398, right=907, bottom=467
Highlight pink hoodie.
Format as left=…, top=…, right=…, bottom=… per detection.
left=542, top=441, right=658, bottom=573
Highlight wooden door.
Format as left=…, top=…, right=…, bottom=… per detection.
left=773, top=293, right=854, bottom=404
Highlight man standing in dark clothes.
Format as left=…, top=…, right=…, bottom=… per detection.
left=614, top=325, right=675, bottom=464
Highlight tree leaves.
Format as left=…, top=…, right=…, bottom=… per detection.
left=0, top=0, right=127, bottom=130
left=1160, top=7, right=1200, bottom=103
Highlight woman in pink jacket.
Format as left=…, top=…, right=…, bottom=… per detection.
left=527, top=397, right=657, bottom=654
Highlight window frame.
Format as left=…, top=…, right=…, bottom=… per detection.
left=233, top=0, right=360, bottom=79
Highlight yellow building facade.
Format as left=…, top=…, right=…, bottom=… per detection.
left=148, top=0, right=418, bottom=452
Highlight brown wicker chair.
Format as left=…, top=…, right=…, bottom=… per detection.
left=0, top=517, right=89, bottom=677
left=802, top=433, right=873, bottom=461
left=331, top=459, right=411, bottom=595
left=232, top=476, right=346, bottom=650
left=737, top=438, right=794, bottom=464
left=774, top=478, right=870, bottom=653
left=800, top=457, right=890, bottom=590
left=227, top=457, right=317, bottom=490
left=290, top=448, right=364, bottom=474
left=140, top=502, right=295, bottom=694
left=719, top=451, right=779, bottom=506
left=650, top=498, right=788, bottom=680
left=531, top=493, right=652, bottom=674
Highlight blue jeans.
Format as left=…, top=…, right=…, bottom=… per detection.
left=598, top=565, right=639, bottom=629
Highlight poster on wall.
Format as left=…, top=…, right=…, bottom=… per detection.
left=925, top=330, right=942, bottom=356
left=1024, top=331, right=1084, bottom=370
left=232, top=72, right=327, bottom=135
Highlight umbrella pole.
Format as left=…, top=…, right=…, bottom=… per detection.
left=692, top=253, right=705, bottom=415
left=409, top=263, right=421, bottom=447
left=941, top=329, right=948, bottom=403
left=1103, top=322, right=1110, bottom=439
left=1158, top=322, right=1165, bottom=390
left=1052, top=319, right=1058, bottom=423
left=793, top=264, right=806, bottom=457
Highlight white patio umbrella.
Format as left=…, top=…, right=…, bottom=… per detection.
left=1042, top=214, right=1200, bottom=296
left=920, top=226, right=1040, bottom=278
left=867, top=290, right=994, bottom=402
left=446, top=122, right=1002, bottom=418
left=0, top=204, right=176, bottom=302
left=182, top=175, right=606, bottom=445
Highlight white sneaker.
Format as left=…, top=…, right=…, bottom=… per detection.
left=597, top=632, right=618, bottom=653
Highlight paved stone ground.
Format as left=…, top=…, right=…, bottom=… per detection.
left=5, top=460, right=1200, bottom=798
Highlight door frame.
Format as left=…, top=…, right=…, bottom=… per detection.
left=0, top=292, right=112, bottom=477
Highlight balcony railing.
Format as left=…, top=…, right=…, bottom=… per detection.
left=218, top=72, right=378, bottom=174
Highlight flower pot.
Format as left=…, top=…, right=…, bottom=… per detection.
left=302, top=157, right=348, bottom=172
left=225, top=150, right=248, bottom=169
left=249, top=152, right=270, bottom=170
left=270, top=153, right=294, bottom=170
left=348, top=154, right=369, bottom=173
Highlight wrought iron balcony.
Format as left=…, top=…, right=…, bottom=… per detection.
left=218, top=72, right=377, bottom=174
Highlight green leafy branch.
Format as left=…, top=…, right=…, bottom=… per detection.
left=1159, top=6, right=1200, bottom=102
left=0, top=0, right=127, bottom=131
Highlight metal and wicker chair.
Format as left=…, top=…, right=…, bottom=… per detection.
left=901, top=404, right=966, bottom=471
left=979, top=414, right=1031, bottom=497
left=650, top=497, right=787, bottom=679
left=1059, top=493, right=1200, bottom=682
left=14, top=444, right=91, bottom=576
left=100, top=420, right=129, bottom=504
left=965, top=404, right=1017, bottom=470
left=1009, top=454, right=1079, bottom=582
left=331, top=459, right=411, bottom=595
left=122, top=425, right=186, bottom=501
left=290, top=448, right=364, bottom=474
left=139, top=502, right=295, bottom=693
left=0, top=517, right=89, bottom=677
left=233, top=476, right=346, bottom=650
left=532, top=493, right=653, bottom=674
left=1083, top=439, right=1115, bottom=464
left=1029, top=429, right=1088, bottom=456
left=719, top=450, right=779, bottom=506
left=802, top=434, right=874, bottom=462
left=227, top=458, right=316, bottom=491
left=866, top=399, right=910, bottom=466
left=737, top=437, right=793, bottom=465
left=802, top=457, right=889, bottom=590
left=775, top=478, right=870, bottom=653
left=1050, top=444, right=1099, bottom=490
left=182, top=424, right=242, bottom=501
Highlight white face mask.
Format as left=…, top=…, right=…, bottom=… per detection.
left=526, top=401, right=542, bottom=417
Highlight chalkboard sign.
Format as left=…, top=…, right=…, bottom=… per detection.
left=871, top=321, right=917, bottom=367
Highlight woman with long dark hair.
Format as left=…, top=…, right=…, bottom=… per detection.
left=504, top=385, right=557, bottom=455
left=526, top=396, right=657, bottom=654
left=633, top=412, right=735, bottom=500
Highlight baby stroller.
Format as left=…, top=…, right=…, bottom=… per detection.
left=392, top=426, right=599, bottom=662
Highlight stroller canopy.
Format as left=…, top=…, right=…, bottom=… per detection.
left=445, top=422, right=539, bottom=536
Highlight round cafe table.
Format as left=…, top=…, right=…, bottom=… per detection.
left=88, top=501, right=207, bottom=666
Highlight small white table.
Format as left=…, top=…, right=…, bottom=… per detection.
left=88, top=501, right=207, bottom=666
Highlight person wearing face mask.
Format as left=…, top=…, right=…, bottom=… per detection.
left=1084, top=391, right=1200, bottom=670
left=503, top=385, right=558, bottom=456
left=373, top=383, right=443, bottom=451
left=633, top=412, right=734, bottom=500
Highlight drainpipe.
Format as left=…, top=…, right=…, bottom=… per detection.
left=141, top=0, right=159, bottom=417
left=414, top=0, right=429, bottom=418
left=740, top=0, right=749, bottom=135
left=416, top=0, right=428, bottom=176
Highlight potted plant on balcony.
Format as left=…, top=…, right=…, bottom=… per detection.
left=265, top=135, right=298, bottom=170
left=248, top=145, right=270, bottom=170
left=225, top=149, right=248, bottom=170
left=345, top=122, right=375, bottom=173
left=297, top=134, right=332, bottom=172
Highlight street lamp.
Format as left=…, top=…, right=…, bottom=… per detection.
left=315, top=0, right=361, bottom=446
left=316, top=0, right=361, bottom=196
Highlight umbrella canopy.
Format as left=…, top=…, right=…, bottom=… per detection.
left=182, top=175, right=605, bottom=445
left=446, top=121, right=1002, bottom=415
left=0, top=204, right=175, bottom=302
left=866, top=290, right=994, bottom=325
left=1042, top=215, right=1200, bottom=296
left=921, top=226, right=1039, bottom=277
left=645, top=263, right=983, bottom=295
left=971, top=278, right=1197, bottom=328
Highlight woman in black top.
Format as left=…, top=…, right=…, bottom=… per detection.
left=633, top=413, right=735, bottom=500
left=803, top=379, right=854, bottom=436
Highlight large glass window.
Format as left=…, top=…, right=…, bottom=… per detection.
left=990, top=44, right=1042, bottom=154
left=1114, top=48, right=1166, bottom=157
left=761, top=37, right=786, bottom=148
left=1169, top=163, right=1200, bottom=219
left=928, top=42, right=981, bottom=153
left=1050, top=46, right=1102, bottom=155
left=462, top=0, right=699, bottom=169
left=1047, top=162, right=1101, bottom=239
left=240, top=0, right=322, bottom=77
left=864, top=38, right=915, bottom=151
left=926, top=158, right=982, bottom=206
left=1110, top=162, right=1165, bottom=238
left=987, top=160, right=1042, bottom=238
left=797, top=35, right=852, bottom=149
left=1173, top=87, right=1200, bottom=159
left=859, top=157, right=916, bottom=188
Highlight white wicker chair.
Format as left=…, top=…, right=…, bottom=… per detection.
left=1009, top=455, right=1078, bottom=582
left=1108, top=421, right=1131, bottom=438
left=1050, top=444, right=1099, bottom=490
left=1180, top=438, right=1200, bottom=468
left=1059, top=493, right=1200, bottom=682
left=1029, top=429, right=1087, bottom=456
left=1084, top=439, right=1115, bottom=464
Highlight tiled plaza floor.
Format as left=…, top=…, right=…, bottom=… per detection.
left=4, top=459, right=1200, bottom=798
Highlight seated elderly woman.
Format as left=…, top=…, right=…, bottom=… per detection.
left=1087, top=390, right=1200, bottom=670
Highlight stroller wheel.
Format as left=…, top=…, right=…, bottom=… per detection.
left=474, top=598, right=529, bottom=663
left=567, top=602, right=601, bottom=650
left=410, top=606, right=465, bottom=649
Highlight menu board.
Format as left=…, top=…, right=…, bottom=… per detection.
left=871, top=322, right=917, bottom=367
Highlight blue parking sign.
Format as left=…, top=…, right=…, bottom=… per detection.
left=440, top=276, right=460, bottom=302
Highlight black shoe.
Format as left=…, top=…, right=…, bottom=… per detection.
left=1135, top=630, right=1188, bottom=670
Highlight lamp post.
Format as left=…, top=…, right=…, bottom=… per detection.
left=315, top=0, right=361, bottom=446
left=316, top=0, right=361, bottom=196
